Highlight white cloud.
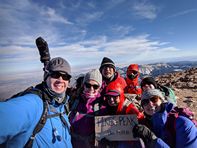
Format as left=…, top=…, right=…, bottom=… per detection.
left=132, top=1, right=158, bottom=20
left=75, top=11, right=103, bottom=24
left=110, top=25, right=135, bottom=37
left=41, top=7, right=73, bottom=25
left=0, top=0, right=73, bottom=46
left=166, top=8, right=197, bottom=19
left=1, top=33, right=196, bottom=76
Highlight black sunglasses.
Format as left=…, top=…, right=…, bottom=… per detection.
left=105, top=95, right=119, bottom=100
left=141, top=97, right=159, bottom=106
left=85, top=83, right=100, bottom=90
left=50, top=72, right=71, bottom=81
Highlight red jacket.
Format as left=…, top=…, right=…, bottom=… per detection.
left=125, top=64, right=142, bottom=95
left=105, top=75, right=144, bottom=120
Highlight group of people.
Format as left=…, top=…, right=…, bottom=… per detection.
left=0, top=56, right=196, bottom=148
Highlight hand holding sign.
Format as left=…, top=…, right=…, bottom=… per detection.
left=133, top=124, right=157, bottom=145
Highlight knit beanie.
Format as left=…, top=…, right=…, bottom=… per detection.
left=99, top=57, right=116, bottom=72
left=83, top=69, right=102, bottom=87
left=44, top=57, right=71, bottom=80
left=141, top=77, right=157, bottom=88
left=141, top=89, right=165, bottom=102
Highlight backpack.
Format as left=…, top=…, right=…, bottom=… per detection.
left=165, top=106, right=197, bottom=147
left=157, top=84, right=177, bottom=105
left=7, top=82, right=70, bottom=148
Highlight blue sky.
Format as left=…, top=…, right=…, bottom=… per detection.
left=0, top=0, right=197, bottom=78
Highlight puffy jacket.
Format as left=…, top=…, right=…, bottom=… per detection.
left=0, top=93, right=72, bottom=148
left=105, top=78, right=144, bottom=120
left=151, top=103, right=197, bottom=148
left=125, top=64, right=142, bottom=95
left=100, top=72, right=127, bottom=97
left=103, top=74, right=144, bottom=148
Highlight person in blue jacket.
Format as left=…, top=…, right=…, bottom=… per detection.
left=133, top=89, right=197, bottom=148
left=0, top=57, right=72, bottom=148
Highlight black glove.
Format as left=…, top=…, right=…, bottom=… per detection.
left=133, top=124, right=157, bottom=145
left=99, top=137, right=117, bottom=148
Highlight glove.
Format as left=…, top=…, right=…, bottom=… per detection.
left=99, top=137, right=115, bottom=148
left=133, top=124, right=157, bottom=145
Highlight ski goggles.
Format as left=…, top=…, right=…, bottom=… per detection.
left=127, top=70, right=138, bottom=79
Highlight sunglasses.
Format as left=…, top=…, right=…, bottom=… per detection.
left=50, top=72, right=71, bottom=81
left=141, top=97, right=159, bottom=106
left=105, top=95, right=119, bottom=100
left=85, top=83, right=100, bottom=90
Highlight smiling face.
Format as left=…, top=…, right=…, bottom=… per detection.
left=142, top=96, right=162, bottom=116
left=46, top=72, right=70, bottom=94
left=106, top=95, right=120, bottom=106
left=101, top=65, right=115, bottom=79
left=83, top=80, right=100, bottom=97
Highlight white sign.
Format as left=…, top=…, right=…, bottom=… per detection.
left=95, top=114, right=138, bottom=141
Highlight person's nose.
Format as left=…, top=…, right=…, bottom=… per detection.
left=149, top=101, right=154, bottom=106
left=58, top=76, right=63, bottom=81
left=90, top=86, right=94, bottom=91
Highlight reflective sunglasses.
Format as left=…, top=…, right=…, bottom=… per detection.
left=50, top=72, right=71, bottom=81
left=141, top=96, right=159, bottom=106
left=85, top=83, right=100, bottom=90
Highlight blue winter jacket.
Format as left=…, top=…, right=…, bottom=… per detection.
left=0, top=93, right=72, bottom=148
left=152, top=103, right=197, bottom=148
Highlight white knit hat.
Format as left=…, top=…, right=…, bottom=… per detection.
left=83, top=69, right=102, bottom=86
left=141, top=89, right=165, bottom=102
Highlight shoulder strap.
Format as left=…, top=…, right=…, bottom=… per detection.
left=24, top=101, right=48, bottom=148
left=70, top=97, right=80, bottom=112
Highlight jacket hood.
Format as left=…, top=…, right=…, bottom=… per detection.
left=105, top=74, right=127, bottom=113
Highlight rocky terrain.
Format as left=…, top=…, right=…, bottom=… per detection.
left=155, top=68, right=197, bottom=118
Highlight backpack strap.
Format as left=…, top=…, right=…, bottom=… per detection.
left=70, top=98, right=80, bottom=112
left=24, top=100, right=48, bottom=148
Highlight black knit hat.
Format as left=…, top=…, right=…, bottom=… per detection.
left=99, top=57, right=115, bottom=71
left=141, top=76, right=157, bottom=88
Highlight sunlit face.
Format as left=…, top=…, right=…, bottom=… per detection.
left=83, top=80, right=100, bottom=97
left=101, top=66, right=115, bottom=79
left=142, top=84, right=155, bottom=91
left=106, top=95, right=120, bottom=106
left=142, top=96, right=162, bottom=116
left=46, top=72, right=70, bottom=94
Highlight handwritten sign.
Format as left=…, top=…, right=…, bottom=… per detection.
left=95, top=114, right=138, bottom=141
